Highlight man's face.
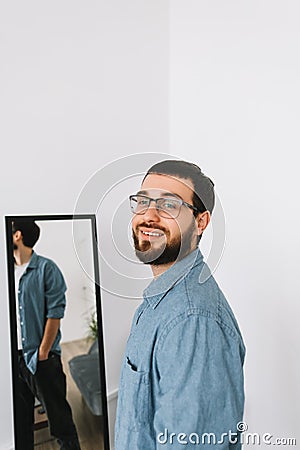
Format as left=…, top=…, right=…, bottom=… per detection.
left=12, top=231, right=19, bottom=251
left=131, top=173, right=200, bottom=265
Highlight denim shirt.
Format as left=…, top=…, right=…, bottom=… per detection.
left=16, top=251, right=66, bottom=374
left=115, top=249, right=245, bottom=450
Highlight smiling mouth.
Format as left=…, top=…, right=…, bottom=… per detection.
left=141, top=230, right=165, bottom=238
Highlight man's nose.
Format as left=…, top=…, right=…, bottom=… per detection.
left=142, top=201, right=160, bottom=221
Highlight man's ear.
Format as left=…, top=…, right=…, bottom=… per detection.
left=13, top=230, right=23, bottom=243
left=195, top=211, right=210, bottom=236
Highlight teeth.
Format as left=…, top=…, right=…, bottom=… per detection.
left=143, top=231, right=163, bottom=237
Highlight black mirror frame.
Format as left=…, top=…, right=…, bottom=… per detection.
left=5, top=214, right=110, bottom=450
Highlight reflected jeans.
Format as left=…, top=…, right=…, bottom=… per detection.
left=17, top=352, right=81, bottom=450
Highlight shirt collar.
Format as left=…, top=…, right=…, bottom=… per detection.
left=27, top=250, right=39, bottom=269
left=143, top=248, right=204, bottom=309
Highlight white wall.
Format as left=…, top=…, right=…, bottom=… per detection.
left=170, top=0, right=299, bottom=447
left=0, top=1, right=169, bottom=448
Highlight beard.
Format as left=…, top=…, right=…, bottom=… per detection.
left=133, top=220, right=196, bottom=266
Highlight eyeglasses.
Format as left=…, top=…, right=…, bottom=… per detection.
left=129, top=194, right=199, bottom=219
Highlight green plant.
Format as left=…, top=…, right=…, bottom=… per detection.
left=87, top=311, right=98, bottom=341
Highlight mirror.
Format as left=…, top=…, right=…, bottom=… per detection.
left=5, top=215, right=109, bottom=450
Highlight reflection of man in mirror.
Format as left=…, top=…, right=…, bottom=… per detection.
left=12, top=221, right=81, bottom=450
left=115, top=160, right=246, bottom=449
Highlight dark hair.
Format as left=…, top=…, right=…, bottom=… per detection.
left=144, top=159, right=215, bottom=215
left=144, top=160, right=215, bottom=243
left=12, top=221, right=40, bottom=248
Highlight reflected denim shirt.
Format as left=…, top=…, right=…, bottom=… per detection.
left=115, top=249, right=245, bottom=450
left=16, top=251, right=66, bottom=374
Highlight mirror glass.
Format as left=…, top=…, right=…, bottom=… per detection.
left=5, top=215, right=109, bottom=450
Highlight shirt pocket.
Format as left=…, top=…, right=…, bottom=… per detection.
left=120, top=356, right=150, bottom=431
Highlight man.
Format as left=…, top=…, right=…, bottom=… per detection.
left=13, top=220, right=81, bottom=450
left=115, top=160, right=245, bottom=449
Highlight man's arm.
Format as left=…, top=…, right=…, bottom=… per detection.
left=39, top=318, right=60, bottom=361
left=44, top=261, right=67, bottom=320
left=154, top=314, right=245, bottom=449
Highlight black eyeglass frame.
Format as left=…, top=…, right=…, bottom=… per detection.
left=129, top=194, right=199, bottom=219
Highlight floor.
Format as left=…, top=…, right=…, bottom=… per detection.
left=34, top=339, right=104, bottom=450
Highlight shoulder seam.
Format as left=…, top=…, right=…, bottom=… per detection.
left=185, top=275, right=238, bottom=340
left=156, top=309, right=239, bottom=354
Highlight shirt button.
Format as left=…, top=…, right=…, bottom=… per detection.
left=18, top=290, right=21, bottom=294
left=20, top=322, right=23, bottom=326
left=24, top=352, right=27, bottom=356
left=19, top=306, right=22, bottom=310
left=22, top=338, right=25, bottom=342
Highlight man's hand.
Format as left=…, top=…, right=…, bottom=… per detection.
left=38, top=347, right=49, bottom=361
